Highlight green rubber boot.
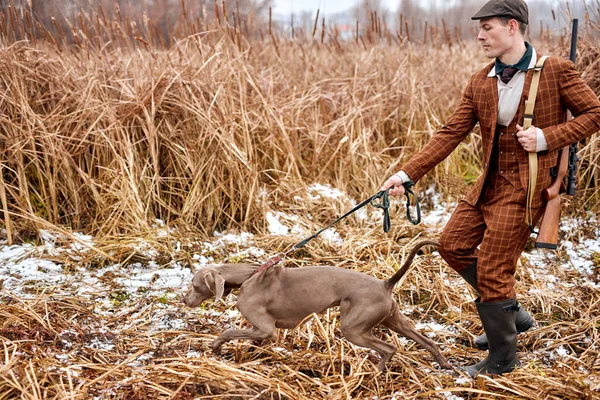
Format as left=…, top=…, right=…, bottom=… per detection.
left=458, top=262, right=534, bottom=350
left=463, top=297, right=521, bottom=377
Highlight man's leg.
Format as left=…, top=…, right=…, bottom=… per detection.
left=438, top=197, right=535, bottom=350
left=438, top=200, right=485, bottom=272
left=476, top=182, right=543, bottom=302
left=463, top=177, right=544, bottom=377
left=460, top=261, right=534, bottom=350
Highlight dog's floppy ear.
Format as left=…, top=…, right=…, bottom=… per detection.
left=204, top=270, right=225, bottom=301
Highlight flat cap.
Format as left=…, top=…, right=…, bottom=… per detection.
left=471, top=0, right=529, bottom=25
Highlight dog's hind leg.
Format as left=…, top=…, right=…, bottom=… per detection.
left=339, top=300, right=397, bottom=371
left=382, top=307, right=452, bottom=369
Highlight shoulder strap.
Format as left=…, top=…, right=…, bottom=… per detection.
left=523, top=56, right=550, bottom=129
left=526, top=55, right=550, bottom=231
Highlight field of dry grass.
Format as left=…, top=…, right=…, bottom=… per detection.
left=1, top=2, right=600, bottom=399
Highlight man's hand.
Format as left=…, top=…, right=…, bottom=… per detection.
left=516, top=124, right=538, bottom=152
left=380, top=174, right=405, bottom=197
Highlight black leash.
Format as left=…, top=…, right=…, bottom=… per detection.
left=253, top=181, right=421, bottom=276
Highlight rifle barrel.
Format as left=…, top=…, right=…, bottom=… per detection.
left=570, top=19, right=578, bottom=63
left=566, top=18, right=579, bottom=197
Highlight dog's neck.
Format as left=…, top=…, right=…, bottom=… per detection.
left=220, top=264, right=259, bottom=287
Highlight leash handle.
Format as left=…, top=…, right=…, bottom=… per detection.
left=402, top=180, right=421, bottom=225
left=372, top=180, right=421, bottom=226
left=370, top=188, right=392, bottom=232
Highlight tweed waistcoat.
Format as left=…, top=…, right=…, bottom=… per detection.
left=490, top=124, right=521, bottom=188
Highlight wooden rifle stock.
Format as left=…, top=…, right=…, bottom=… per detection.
left=535, top=145, right=569, bottom=249
left=534, top=18, right=578, bottom=250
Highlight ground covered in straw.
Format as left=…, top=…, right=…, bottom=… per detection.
left=1, top=184, right=599, bottom=399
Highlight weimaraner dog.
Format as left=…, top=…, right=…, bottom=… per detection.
left=184, top=240, right=451, bottom=371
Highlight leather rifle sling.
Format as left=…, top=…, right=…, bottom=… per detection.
left=523, top=55, right=549, bottom=230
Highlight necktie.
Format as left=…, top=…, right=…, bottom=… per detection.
left=500, top=67, right=518, bottom=84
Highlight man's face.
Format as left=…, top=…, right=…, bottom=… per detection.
left=477, top=17, right=513, bottom=59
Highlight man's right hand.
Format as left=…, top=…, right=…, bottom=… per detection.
left=380, top=174, right=406, bottom=197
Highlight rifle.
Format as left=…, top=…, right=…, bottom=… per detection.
left=535, top=19, right=579, bottom=249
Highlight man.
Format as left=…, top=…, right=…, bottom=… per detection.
left=380, top=0, right=600, bottom=377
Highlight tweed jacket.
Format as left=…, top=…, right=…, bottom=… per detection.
left=402, top=52, right=600, bottom=208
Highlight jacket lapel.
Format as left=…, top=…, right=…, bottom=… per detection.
left=485, top=75, right=499, bottom=129
left=480, top=70, right=499, bottom=165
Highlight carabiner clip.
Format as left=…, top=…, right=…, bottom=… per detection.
left=371, top=188, right=392, bottom=232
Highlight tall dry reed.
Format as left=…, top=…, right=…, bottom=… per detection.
left=0, top=3, right=598, bottom=243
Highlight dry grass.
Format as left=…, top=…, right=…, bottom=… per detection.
left=0, top=216, right=599, bottom=399
left=0, top=37, right=478, bottom=239
left=1, top=3, right=600, bottom=399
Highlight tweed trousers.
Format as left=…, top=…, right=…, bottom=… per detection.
left=438, top=171, right=544, bottom=302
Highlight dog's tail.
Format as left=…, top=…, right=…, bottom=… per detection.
left=384, top=240, right=439, bottom=291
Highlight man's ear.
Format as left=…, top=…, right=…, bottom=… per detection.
left=204, top=270, right=225, bottom=301
left=509, top=18, right=519, bottom=35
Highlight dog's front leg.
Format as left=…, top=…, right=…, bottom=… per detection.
left=213, top=326, right=276, bottom=354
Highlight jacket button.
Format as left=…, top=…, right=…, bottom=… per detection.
left=500, top=170, right=505, bottom=174
left=500, top=151, right=504, bottom=155
left=511, top=170, right=515, bottom=174
left=500, top=132, right=504, bottom=136
left=511, top=152, right=515, bottom=156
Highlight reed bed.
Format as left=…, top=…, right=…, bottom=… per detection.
left=0, top=36, right=476, bottom=239
left=0, top=3, right=598, bottom=241
left=1, top=2, right=600, bottom=399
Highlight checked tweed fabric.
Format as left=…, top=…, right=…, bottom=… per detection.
left=401, top=51, right=600, bottom=301
left=438, top=172, right=545, bottom=302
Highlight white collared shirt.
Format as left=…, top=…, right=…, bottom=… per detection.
left=487, top=47, right=548, bottom=151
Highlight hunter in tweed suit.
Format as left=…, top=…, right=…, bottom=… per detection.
left=381, top=0, right=600, bottom=377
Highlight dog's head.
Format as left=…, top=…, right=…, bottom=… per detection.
left=183, top=268, right=225, bottom=307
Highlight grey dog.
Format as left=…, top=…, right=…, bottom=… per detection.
left=184, top=240, right=451, bottom=371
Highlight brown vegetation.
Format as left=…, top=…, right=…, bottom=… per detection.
left=0, top=1, right=599, bottom=399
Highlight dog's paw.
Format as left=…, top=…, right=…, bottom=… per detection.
left=212, top=341, right=223, bottom=355
left=440, top=361, right=453, bottom=370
